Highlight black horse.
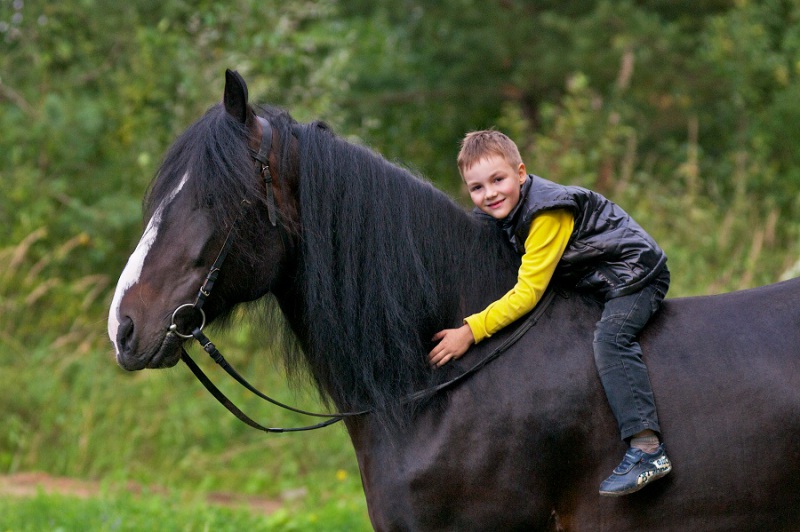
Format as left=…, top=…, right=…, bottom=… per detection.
left=108, top=70, right=800, bottom=530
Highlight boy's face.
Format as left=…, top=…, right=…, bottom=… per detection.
left=463, top=155, right=527, bottom=219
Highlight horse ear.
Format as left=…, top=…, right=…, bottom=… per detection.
left=223, top=69, right=250, bottom=124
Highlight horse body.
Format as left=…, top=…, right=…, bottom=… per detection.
left=108, top=71, right=800, bottom=530
left=345, top=294, right=601, bottom=531
left=347, top=281, right=800, bottom=530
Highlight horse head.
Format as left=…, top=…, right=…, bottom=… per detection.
left=108, top=70, right=297, bottom=370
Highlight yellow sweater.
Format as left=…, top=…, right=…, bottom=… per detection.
left=465, top=209, right=574, bottom=343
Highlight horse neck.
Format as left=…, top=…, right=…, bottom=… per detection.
left=286, top=131, right=519, bottom=421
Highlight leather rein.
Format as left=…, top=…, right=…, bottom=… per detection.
left=168, top=115, right=555, bottom=433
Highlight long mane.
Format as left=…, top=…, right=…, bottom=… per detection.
left=294, top=120, right=519, bottom=425
left=146, top=104, right=520, bottom=428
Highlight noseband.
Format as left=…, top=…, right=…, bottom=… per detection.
left=168, top=114, right=557, bottom=434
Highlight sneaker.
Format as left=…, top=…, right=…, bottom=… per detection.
left=598, top=443, right=672, bottom=497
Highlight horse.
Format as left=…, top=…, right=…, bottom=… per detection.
left=108, top=70, right=800, bottom=530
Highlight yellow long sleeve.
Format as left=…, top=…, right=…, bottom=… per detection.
left=465, top=209, right=574, bottom=343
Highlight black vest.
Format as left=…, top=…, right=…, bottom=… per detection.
left=484, top=175, right=667, bottom=299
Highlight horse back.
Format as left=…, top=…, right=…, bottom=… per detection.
left=351, top=278, right=800, bottom=530
left=596, top=277, right=800, bottom=530
left=646, top=276, right=800, bottom=408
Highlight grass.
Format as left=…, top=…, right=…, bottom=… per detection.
left=0, top=491, right=274, bottom=531
left=0, top=331, right=372, bottom=530
left=0, top=488, right=370, bottom=531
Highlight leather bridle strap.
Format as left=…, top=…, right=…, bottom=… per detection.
left=195, top=216, right=239, bottom=308
left=190, top=327, right=365, bottom=419
left=168, top=210, right=241, bottom=340
left=251, top=116, right=278, bottom=227
left=181, top=348, right=343, bottom=432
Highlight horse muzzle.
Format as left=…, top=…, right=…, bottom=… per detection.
left=114, top=316, right=183, bottom=370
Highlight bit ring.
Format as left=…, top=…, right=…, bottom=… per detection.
left=169, top=303, right=206, bottom=339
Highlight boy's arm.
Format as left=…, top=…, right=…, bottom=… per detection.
left=428, top=209, right=573, bottom=367
left=464, top=209, right=574, bottom=343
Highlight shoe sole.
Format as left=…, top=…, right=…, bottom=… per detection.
left=598, top=465, right=672, bottom=497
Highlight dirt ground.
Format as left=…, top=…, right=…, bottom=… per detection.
left=0, top=472, right=282, bottom=515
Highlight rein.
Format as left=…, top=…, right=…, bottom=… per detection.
left=168, top=114, right=556, bottom=433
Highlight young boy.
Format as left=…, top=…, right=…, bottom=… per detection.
left=428, top=130, right=671, bottom=497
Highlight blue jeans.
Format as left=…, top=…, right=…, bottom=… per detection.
left=593, top=268, right=669, bottom=441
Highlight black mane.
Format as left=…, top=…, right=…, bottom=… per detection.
left=147, top=103, right=520, bottom=428
left=294, top=120, right=519, bottom=425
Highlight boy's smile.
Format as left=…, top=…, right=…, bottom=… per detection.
left=463, top=155, right=527, bottom=219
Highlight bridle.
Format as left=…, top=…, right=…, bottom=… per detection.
left=165, top=114, right=556, bottom=433
left=167, top=115, right=349, bottom=432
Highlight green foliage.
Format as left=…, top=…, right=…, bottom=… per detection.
left=330, top=0, right=800, bottom=292
left=506, top=69, right=798, bottom=294
left=0, top=0, right=349, bottom=351
left=1, top=0, right=800, bottom=527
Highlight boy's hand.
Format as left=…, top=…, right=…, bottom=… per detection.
left=428, top=324, right=475, bottom=367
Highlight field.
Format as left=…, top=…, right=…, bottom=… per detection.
left=0, top=477, right=370, bottom=531
left=0, top=322, right=372, bottom=531
left=0, top=484, right=369, bottom=531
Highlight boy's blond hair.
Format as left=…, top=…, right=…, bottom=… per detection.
left=457, top=130, right=523, bottom=177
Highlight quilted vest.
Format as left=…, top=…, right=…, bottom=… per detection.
left=491, top=175, right=667, bottom=299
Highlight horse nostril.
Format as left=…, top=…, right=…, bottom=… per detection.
left=117, top=316, right=135, bottom=354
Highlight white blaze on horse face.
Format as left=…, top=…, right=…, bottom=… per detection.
left=108, top=174, right=189, bottom=355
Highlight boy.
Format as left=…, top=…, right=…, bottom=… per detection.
left=428, top=130, right=671, bottom=496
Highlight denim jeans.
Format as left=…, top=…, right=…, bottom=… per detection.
left=593, top=268, right=670, bottom=441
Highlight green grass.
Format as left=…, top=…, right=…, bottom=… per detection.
left=0, top=488, right=370, bottom=531
left=0, top=491, right=272, bottom=531
left=0, top=317, right=371, bottom=529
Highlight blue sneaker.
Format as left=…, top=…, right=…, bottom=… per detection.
left=598, top=443, right=672, bottom=497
